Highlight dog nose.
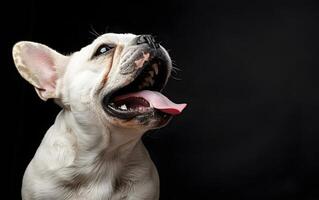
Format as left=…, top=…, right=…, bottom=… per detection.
left=136, top=35, right=159, bottom=49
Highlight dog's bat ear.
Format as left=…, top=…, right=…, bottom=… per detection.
left=12, top=41, right=69, bottom=101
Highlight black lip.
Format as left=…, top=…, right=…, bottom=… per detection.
left=102, top=51, right=170, bottom=120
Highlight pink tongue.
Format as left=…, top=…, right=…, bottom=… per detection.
left=114, top=90, right=187, bottom=115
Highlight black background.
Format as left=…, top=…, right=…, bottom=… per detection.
left=3, top=0, right=319, bottom=199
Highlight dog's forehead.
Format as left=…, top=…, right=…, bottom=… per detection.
left=94, top=33, right=137, bottom=45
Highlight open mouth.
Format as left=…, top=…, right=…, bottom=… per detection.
left=103, top=57, right=186, bottom=119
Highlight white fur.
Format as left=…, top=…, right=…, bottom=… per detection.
left=12, top=33, right=172, bottom=200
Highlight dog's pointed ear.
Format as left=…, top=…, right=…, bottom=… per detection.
left=12, top=41, right=69, bottom=101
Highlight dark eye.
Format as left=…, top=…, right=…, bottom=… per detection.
left=93, top=44, right=114, bottom=58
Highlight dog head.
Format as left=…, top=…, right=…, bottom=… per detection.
left=12, top=33, right=186, bottom=131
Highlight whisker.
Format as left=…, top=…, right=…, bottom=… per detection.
left=172, top=66, right=182, bottom=72
left=171, top=75, right=182, bottom=81
left=170, top=69, right=182, bottom=81
left=89, top=25, right=101, bottom=37
left=172, top=63, right=182, bottom=71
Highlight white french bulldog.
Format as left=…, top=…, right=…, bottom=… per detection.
left=12, top=33, right=186, bottom=200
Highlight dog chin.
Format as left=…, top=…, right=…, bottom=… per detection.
left=106, top=110, right=172, bottom=130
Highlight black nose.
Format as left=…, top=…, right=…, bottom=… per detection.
left=136, top=35, right=159, bottom=49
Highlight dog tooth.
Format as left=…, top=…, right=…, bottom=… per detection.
left=149, top=70, right=154, bottom=77
left=142, top=78, right=150, bottom=86
left=144, top=76, right=154, bottom=86
left=120, top=104, right=127, bottom=110
left=145, top=76, right=153, bottom=83
left=143, top=81, right=150, bottom=87
left=143, top=78, right=147, bottom=83
left=152, top=64, right=159, bottom=75
left=149, top=79, right=155, bottom=86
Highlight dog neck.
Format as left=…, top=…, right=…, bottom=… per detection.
left=55, top=108, right=145, bottom=167
left=43, top=109, right=150, bottom=198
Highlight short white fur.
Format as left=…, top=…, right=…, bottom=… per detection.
left=12, top=33, right=173, bottom=200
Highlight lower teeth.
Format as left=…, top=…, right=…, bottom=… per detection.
left=119, top=104, right=127, bottom=110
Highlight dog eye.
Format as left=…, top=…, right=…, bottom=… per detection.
left=93, top=44, right=114, bottom=58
